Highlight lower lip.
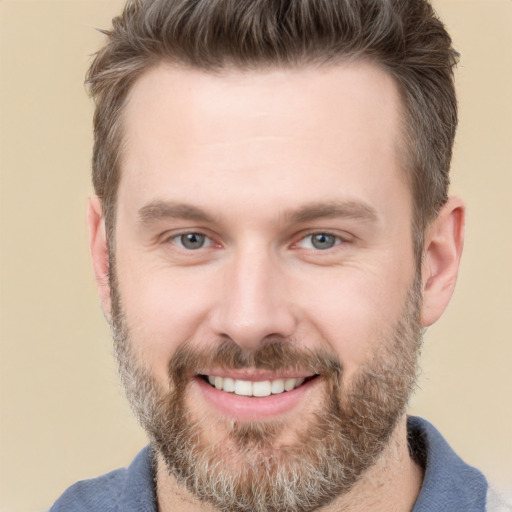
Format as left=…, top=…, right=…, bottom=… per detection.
left=194, top=376, right=320, bottom=422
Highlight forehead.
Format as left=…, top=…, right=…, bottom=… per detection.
left=119, top=61, right=408, bottom=221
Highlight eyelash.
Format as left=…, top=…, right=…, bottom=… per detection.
left=294, top=231, right=345, bottom=250
left=166, top=230, right=347, bottom=252
left=168, top=232, right=216, bottom=250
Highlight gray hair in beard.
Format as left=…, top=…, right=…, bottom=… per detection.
left=110, top=274, right=423, bottom=512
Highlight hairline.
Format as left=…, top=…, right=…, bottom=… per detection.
left=104, top=57, right=425, bottom=266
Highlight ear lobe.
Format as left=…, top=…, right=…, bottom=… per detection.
left=87, top=195, right=112, bottom=320
left=420, top=197, right=465, bottom=327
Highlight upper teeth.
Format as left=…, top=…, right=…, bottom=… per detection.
left=207, top=376, right=305, bottom=397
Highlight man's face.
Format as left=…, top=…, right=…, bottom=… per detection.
left=110, top=62, right=422, bottom=511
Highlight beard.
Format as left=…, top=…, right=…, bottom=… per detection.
left=109, top=271, right=422, bottom=512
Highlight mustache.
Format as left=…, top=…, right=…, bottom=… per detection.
left=168, top=338, right=343, bottom=383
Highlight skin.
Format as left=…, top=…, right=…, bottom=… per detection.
left=88, top=61, right=465, bottom=511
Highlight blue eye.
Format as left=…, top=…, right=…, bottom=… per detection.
left=176, top=233, right=208, bottom=250
left=310, top=233, right=337, bottom=250
left=299, top=233, right=340, bottom=250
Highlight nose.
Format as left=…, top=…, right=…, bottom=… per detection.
left=209, top=247, right=297, bottom=351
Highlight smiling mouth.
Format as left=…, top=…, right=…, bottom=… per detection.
left=199, top=374, right=319, bottom=397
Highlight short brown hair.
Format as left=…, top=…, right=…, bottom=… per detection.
left=87, top=0, right=459, bottom=260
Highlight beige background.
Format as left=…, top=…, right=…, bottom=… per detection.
left=0, top=1, right=511, bottom=511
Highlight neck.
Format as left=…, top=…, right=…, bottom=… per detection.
left=155, top=415, right=424, bottom=512
left=321, top=416, right=424, bottom=512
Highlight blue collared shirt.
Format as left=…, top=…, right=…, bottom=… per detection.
left=51, top=417, right=492, bottom=511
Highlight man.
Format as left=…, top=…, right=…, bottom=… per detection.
left=50, top=0, right=507, bottom=511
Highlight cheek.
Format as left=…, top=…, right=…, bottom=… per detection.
left=292, top=263, right=413, bottom=378
left=114, top=255, right=216, bottom=382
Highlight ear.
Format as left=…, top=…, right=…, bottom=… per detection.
left=87, top=195, right=112, bottom=320
left=420, top=197, right=465, bottom=327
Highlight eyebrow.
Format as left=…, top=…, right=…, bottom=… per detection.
left=137, top=199, right=378, bottom=228
left=283, top=200, right=378, bottom=225
left=138, top=201, right=216, bottom=225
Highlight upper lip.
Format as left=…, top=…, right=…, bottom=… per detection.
left=196, top=369, right=317, bottom=381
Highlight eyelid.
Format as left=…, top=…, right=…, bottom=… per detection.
left=164, top=230, right=220, bottom=249
left=159, top=228, right=351, bottom=250
left=292, top=230, right=350, bottom=250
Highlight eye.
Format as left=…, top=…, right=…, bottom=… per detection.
left=298, top=232, right=341, bottom=250
left=173, top=232, right=211, bottom=250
